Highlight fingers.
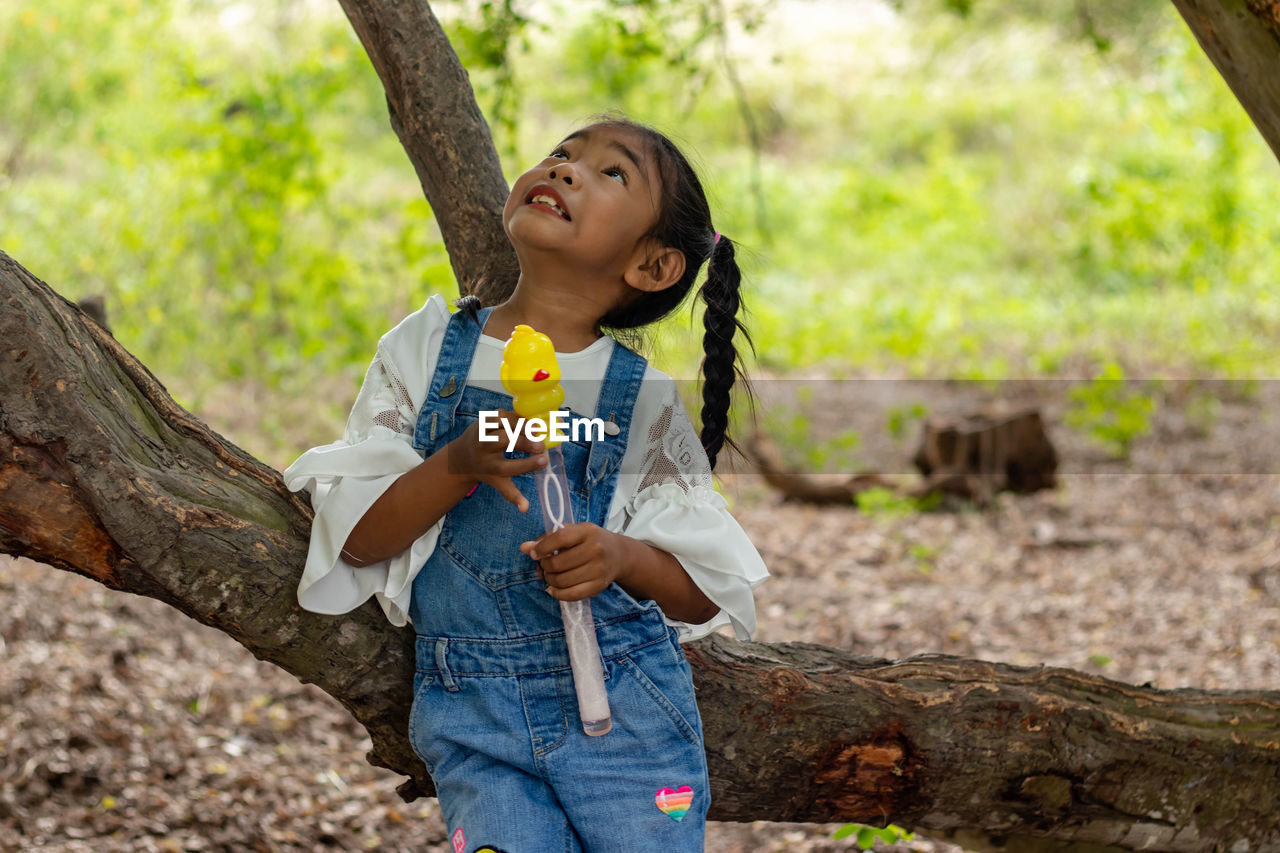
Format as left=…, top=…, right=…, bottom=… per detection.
left=509, top=452, right=549, bottom=475
left=479, top=437, right=547, bottom=472
left=491, top=477, right=529, bottom=513
left=528, top=525, right=612, bottom=600
left=509, top=434, right=547, bottom=458
left=495, top=409, right=547, bottom=457
left=538, top=545, right=595, bottom=575
left=475, top=451, right=546, bottom=482
left=467, top=411, right=546, bottom=467
left=479, top=453, right=547, bottom=513
left=545, top=578, right=605, bottom=602
left=460, top=409, right=548, bottom=513
left=523, top=524, right=589, bottom=561
left=538, top=554, right=609, bottom=601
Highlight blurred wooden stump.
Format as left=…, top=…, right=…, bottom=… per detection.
left=911, top=408, right=1057, bottom=504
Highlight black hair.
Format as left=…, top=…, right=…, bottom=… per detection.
left=458, top=117, right=752, bottom=470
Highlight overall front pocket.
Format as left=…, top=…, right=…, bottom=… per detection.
left=616, top=650, right=701, bottom=748
left=407, top=672, right=441, bottom=774
left=437, top=500, right=540, bottom=589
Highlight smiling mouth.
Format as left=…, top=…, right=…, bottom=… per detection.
left=525, top=188, right=571, bottom=221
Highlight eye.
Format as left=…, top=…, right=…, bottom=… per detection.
left=549, top=148, right=569, bottom=160
left=604, top=165, right=627, bottom=185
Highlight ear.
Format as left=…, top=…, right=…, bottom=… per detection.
left=624, top=242, right=686, bottom=293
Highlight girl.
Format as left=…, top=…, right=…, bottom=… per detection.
left=283, top=118, right=767, bottom=853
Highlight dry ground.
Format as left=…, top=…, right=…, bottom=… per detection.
left=2, top=377, right=1278, bottom=852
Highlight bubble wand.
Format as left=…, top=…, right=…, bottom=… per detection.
left=501, top=325, right=612, bottom=736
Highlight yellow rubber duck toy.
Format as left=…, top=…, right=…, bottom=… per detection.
left=500, top=324, right=565, bottom=448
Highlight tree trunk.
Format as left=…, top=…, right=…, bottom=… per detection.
left=1170, top=0, right=1280, bottom=164
left=4, top=251, right=1280, bottom=852
left=333, top=0, right=517, bottom=297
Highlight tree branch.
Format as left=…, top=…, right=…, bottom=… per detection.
left=4, top=251, right=1280, bottom=850
left=1170, top=0, right=1280, bottom=164
left=334, top=0, right=517, bottom=297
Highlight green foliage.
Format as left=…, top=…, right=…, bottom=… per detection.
left=886, top=404, right=929, bottom=441
left=1064, top=362, right=1158, bottom=460
left=1182, top=388, right=1222, bottom=437
left=855, top=487, right=941, bottom=517
left=1, top=0, right=450, bottom=458
left=3, top=0, right=1278, bottom=465
left=833, top=822, right=916, bottom=849
left=759, top=387, right=864, bottom=473
left=908, top=541, right=937, bottom=574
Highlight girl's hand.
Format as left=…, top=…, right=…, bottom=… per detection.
left=448, top=410, right=547, bottom=512
left=521, top=523, right=628, bottom=601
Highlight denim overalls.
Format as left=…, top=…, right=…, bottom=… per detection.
left=407, top=306, right=710, bottom=853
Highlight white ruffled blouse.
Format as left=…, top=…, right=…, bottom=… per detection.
left=282, top=294, right=768, bottom=642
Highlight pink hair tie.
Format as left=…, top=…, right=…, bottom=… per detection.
left=713, top=231, right=722, bottom=245
left=465, top=483, right=479, bottom=498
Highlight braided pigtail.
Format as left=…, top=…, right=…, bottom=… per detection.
left=455, top=254, right=520, bottom=322
left=698, top=234, right=753, bottom=470
left=454, top=293, right=483, bottom=323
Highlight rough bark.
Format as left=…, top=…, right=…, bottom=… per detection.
left=1170, top=0, right=1280, bottom=164
left=691, top=640, right=1280, bottom=852
left=0, top=252, right=421, bottom=803
left=333, top=0, right=516, bottom=297
left=4, top=251, right=1280, bottom=852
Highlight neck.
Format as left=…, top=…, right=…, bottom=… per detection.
left=485, top=264, right=623, bottom=353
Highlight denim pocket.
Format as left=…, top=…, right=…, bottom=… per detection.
left=407, top=672, right=441, bottom=774
left=618, top=651, right=700, bottom=747
left=438, top=516, right=538, bottom=589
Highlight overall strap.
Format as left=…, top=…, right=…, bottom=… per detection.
left=585, top=341, right=648, bottom=516
left=411, top=304, right=495, bottom=457
left=594, top=341, right=649, bottom=438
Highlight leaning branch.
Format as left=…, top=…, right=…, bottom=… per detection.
left=334, top=0, right=517, bottom=296
left=1170, top=0, right=1280, bottom=164
left=3, top=252, right=1279, bottom=851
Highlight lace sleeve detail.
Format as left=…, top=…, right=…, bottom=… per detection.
left=348, top=354, right=417, bottom=441
left=635, top=390, right=713, bottom=495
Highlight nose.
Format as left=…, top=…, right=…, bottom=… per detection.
left=547, top=162, right=575, bottom=186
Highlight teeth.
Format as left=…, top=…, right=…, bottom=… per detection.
left=530, top=194, right=565, bottom=215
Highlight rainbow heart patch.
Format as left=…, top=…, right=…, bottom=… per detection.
left=654, top=785, right=694, bottom=821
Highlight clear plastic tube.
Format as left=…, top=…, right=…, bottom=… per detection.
left=536, top=447, right=612, bottom=736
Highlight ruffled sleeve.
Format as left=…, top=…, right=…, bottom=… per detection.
left=610, top=377, right=769, bottom=642
left=281, top=295, right=450, bottom=626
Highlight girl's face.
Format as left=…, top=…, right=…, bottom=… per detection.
left=503, top=125, right=664, bottom=280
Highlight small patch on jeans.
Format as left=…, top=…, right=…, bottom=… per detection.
left=451, top=827, right=466, bottom=853
left=655, top=785, right=695, bottom=821
left=473, top=847, right=511, bottom=853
